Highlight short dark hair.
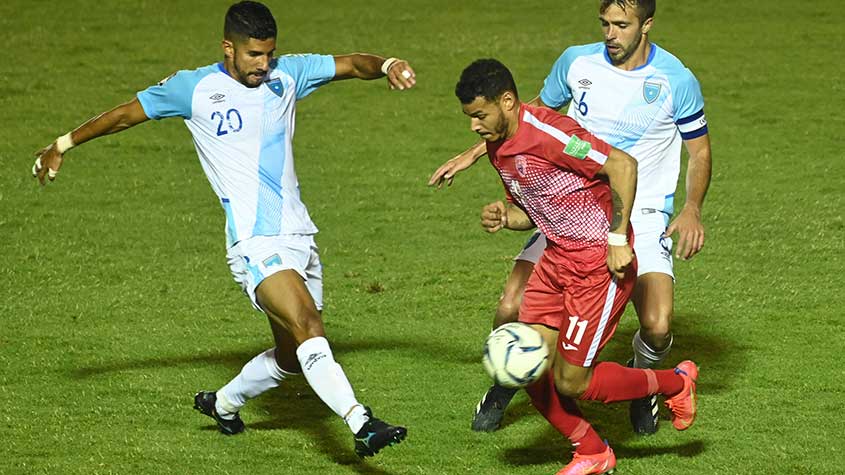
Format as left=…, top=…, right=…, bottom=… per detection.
left=455, top=59, right=519, bottom=105
left=600, top=0, right=656, bottom=23
left=224, top=1, right=277, bottom=41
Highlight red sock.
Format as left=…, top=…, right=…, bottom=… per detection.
left=580, top=361, right=684, bottom=403
left=526, top=371, right=605, bottom=455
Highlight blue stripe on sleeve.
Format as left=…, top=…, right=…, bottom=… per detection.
left=676, top=109, right=704, bottom=125
left=680, top=126, right=709, bottom=140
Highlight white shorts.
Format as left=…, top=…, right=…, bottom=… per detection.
left=227, top=234, right=324, bottom=312
left=514, top=230, right=547, bottom=264
left=514, top=209, right=674, bottom=278
left=630, top=208, right=674, bottom=278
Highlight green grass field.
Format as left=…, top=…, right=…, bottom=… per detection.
left=2, top=1, right=844, bottom=474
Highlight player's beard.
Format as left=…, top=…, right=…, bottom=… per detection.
left=608, top=31, right=642, bottom=66
left=233, top=59, right=267, bottom=88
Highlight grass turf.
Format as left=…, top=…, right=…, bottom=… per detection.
left=1, top=0, right=843, bottom=473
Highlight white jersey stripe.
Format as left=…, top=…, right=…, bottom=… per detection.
left=522, top=110, right=608, bottom=165
left=583, top=276, right=618, bottom=366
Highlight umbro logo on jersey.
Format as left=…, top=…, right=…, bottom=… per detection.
left=578, top=78, right=592, bottom=88
left=210, top=93, right=226, bottom=103
left=561, top=342, right=578, bottom=351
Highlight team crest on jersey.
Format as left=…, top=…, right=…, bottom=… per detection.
left=265, top=78, right=284, bottom=97
left=643, top=81, right=661, bottom=103
left=515, top=155, right=528, bottom=176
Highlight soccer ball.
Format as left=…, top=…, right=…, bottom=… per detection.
left=483, top=322, right=549, bottom=388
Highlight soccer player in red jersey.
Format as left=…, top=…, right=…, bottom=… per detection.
left=455, top=59, right=699, bottom=475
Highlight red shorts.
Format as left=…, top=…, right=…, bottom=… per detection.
left=518, top=243, right=636, bottom=367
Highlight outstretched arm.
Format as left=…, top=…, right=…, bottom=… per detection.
left=429, top=96, right=556, bottom=189
left=333, top=54, right=416, bottom=90
left=667, top=134, right=711, bottom=260
left=596, top=147, right=638, bottom=279
left=32, top=98, right=149, bottom=185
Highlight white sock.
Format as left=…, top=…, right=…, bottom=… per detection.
left=296, top=336, right=369, bottom=433
left=631, top=330, right=673, bottom=369
left=216, top=348, right=291, bottom=419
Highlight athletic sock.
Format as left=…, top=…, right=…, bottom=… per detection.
left=526, top=371, right=605, bottom=455
left=296, top=336, right=369, bottom=434
left=216, top=348, right=292, bottom=418
left=632, top=329, right=672, bottom=369
left=580, top=361, right=685, bottom=403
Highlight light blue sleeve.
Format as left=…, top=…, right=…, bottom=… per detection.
left=539, top=49, right=575, bottom=109
left=274, top=54, right=336, bottom=100
left=136, top=66, right=214, bottom=120
left=669, top=68, right=705, bottom=122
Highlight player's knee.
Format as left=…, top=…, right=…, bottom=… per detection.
left=288, top=310, right=325, bottom=343
left=553, top=367, right=590, bottom=398
left=639, top=311, right=673, bottom=350
left=494, top=295, right=521, bottom=327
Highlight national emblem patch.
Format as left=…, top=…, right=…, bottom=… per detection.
left=265, top=78, right=284, bottom=97
left=643, top=81, right=661, bottom=104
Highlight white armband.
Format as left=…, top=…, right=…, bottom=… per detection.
left=607, top=232, right=628, bottom=246
left=56, top=133, right=75, bottom=154
left=380, top=57, right=400, bottom=75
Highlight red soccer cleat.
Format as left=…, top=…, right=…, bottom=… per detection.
left=556, top=445, right=616, bottom=475
left=665, top=360, right=699, bottom=430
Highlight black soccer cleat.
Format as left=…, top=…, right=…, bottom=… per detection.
left=353, top=407, right=407, bottom=457
left=627, top=359, right=659, bottom=435
left=193, top=391, right=245, bottom=436
left=471, top=384, right=518, bottom=432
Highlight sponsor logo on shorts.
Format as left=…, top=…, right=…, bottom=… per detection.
left=564, top=136, right=591, bottom=160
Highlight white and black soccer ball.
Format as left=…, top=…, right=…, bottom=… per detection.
left=482, top=322, right=549, bottom=388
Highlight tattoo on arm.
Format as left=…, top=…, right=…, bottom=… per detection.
left=610, top=189, right=623, bottom=230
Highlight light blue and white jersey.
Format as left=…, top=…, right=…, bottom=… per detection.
left=137, top=54, right=335, bottom=248
left=540, top=42, right=708, bottom=214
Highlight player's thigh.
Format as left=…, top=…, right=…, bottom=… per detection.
left=558, top=270, right=635, bottom=368
left=227, top=234, right=324, bottom=313
left=256, top=269, right=325, bottom=341
left=551, top=352, right=593, bottom=398
left=632, top=211, right=674, bottom=278
left=517, top=251, right=565, bottom=330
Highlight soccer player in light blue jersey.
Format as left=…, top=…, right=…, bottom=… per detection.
left=431, top=0, right=712, bottom=438
left=32, top=1, right=415, bottom=457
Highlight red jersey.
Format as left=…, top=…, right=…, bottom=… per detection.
left=487, top=104, right=614, bottom=269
